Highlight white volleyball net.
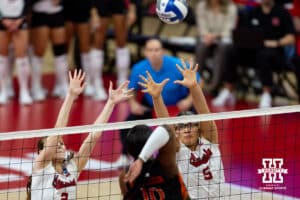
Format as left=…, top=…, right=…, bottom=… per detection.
left=0, top=105, right=300, bottom=200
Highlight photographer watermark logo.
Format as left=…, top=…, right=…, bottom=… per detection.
left=258, top=158, right=288, bottom=190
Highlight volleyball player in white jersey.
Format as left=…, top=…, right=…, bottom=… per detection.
left=27, top=69, right=132, bottom=200
left=0, top=0, right=33, bottom=104
left=30, top=0, right=68, bottom=100
left=138, top=58, right=226, bottom=199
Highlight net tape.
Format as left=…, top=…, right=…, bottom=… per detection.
left=1, top=105, right=300, bottom=141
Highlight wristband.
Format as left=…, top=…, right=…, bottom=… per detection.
left=138, top=126, right=170, bottom=162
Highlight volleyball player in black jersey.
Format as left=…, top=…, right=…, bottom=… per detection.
left=119, top=119, right=190, bottom=198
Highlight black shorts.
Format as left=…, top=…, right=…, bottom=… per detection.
left=94, top=0, right=127, bottom=17
left=64, top=0, right=92, bottom=23
left=30, top=11, right=65, bottom=29
left=0, top=19, right=28, bottom=31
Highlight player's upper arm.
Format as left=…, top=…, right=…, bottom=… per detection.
left=157, top=126, right=178, bottom=178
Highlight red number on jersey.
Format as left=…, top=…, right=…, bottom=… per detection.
left=61, top=192, right=68, bottom=200
left=203, top=166, right=213, bottom=180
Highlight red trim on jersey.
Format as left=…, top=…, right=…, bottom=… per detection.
left=52, top=174, right=76, bottom=190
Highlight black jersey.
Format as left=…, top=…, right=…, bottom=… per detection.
left=248, top=4, right=296, bottom=41
left=124, top=160, right=190, bottom=200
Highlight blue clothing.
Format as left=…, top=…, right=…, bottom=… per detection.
left=129, top=56, right=200, bottom=107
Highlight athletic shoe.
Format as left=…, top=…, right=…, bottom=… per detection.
left=19, top=89, right=33, bottom=105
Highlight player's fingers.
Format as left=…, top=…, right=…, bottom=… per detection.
left=174, top=80, right=183, bottom=85
left=180, top=58, right=187, bottom=69
left=68, top=71, right=72, bottom=81
left=118, top=80, right=129, bottom=91
left=74, top=69, right=78, bottom=78
left=124, top=88, right=134, bottom=94
left=139, top=75, right=148, bottom=83
left=77, top=69, right=82, bottom=79
left=146, top=71, right=154, bottom=82
left=80, top=72, right=86, bottom=82
left=194, top=64, right=199, bottom=72
left=138, top=82, right=147, bottom=88
left=160, top=78, right=169, bottom=87
left=141, top=89, right=148, bottom=93
left=109, top=81, right=113, bottom=93
left=188, top=58, right=194, bottom=70
left=176, top=64, right=183, bottom=72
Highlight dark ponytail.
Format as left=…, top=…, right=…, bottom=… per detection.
left=26, top=175, right=32, bottom=200
left=27, top=137, right=47, bottom=200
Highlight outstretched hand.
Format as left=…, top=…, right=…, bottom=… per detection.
left=138, top=71, right=169, bottom=99
left=124, top=158, right=143, bottom=183
left=68, top=69, right=86, bottom=97
left=108, top=81, right=133, bottom=104
left=174, top=58, right=198, bottom=88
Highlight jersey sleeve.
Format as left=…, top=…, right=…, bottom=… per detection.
left=282, top=8, right=296, bottom=35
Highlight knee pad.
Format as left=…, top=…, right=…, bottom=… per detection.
left=52, top=44, right=66, bottom=56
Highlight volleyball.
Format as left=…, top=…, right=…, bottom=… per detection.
left=156, top=0, right=188, bottom=24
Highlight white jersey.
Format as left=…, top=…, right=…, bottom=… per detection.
left=0, top=0, right=24, bottom=18
left=33, top=0, right=62, bottom=14
left=176, top=137, right=225, bottom=199
left=31, top=160, right=78, bottom=200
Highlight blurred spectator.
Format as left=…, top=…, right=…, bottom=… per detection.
left=30, top=0, right=68, bottom=100
left=195, top=0, right=237, bottom=92
left=118, top=38, right=201, bottom=164
left=63, top=0, right=94, bottom=97
left=0, top=0, right=32, bottom=105
left=213, top=0, right=296, bottom=108
left=90, top=0, right=136, bottom=101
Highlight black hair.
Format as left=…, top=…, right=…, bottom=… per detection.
left=37, top=137, right=47, bottom=154
left=177, top=110, right=196, bottom=116
left=126, top=125, right=152, bottom=159
left=27, top=137, right=46, bottom=200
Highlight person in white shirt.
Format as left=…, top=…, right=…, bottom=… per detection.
left=138, top=58, right=226, bottom=199
left=26, top=69, right=132, bottom=200
left=0, top=0, right=33, bottom=104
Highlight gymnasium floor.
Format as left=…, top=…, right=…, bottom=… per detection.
left=0, top=74, right=300, bottom=200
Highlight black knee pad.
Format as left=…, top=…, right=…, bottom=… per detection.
left=52, top=44, right=66, bottom=56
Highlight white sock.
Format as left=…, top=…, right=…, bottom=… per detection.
left=116, top=47, right=130, bottom=85
left=7, top=44, right=14, bottom=88
left=90, top=49, right=104, bottom=87
left=81, top=52, right=92, bottom=85
left=54, top=54, right=68, bottom=86
left=16, top=57, right=30, bottom=91
left=31, top=55, right=43, bottom=89
left=0, top=55, right=9, bottom=93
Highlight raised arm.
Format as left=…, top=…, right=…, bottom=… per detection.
left=123, top=74, right=178, bottom=183
left=75, top=81, right=133, bottom=172
left=33, top=70, right=85, bottom=172
left=175, top=58, right=218, bottom=143
left=139, top=71, right=180, bottom=149
left=138, top=71, right=170, bottom=118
